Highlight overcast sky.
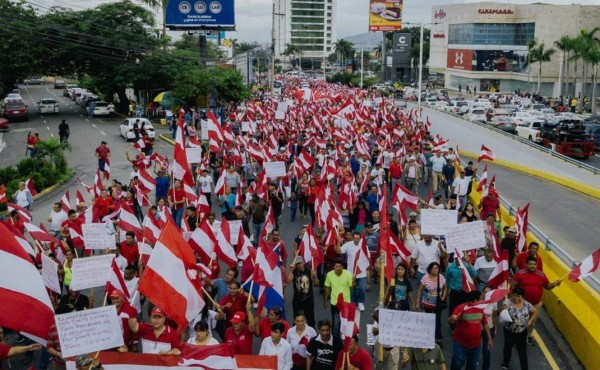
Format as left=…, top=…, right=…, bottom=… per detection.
left=36, top=0, right=598, bottom=42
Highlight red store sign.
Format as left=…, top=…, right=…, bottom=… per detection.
left=447, top=49, right=473, bottom=71
left=434, top=9, right=446, bottom=19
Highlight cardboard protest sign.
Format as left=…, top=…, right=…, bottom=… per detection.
left=56, top=306, right=124, bottom=358
left=264, top=161, right=286, bottom=178
left=378, top=309, right=436, bottom=348
left=446, top=220, right=486, bottom=252
left=420, top=209, right=458, bottom=236
left=83, top=223, right=115, bottom=250
left=41, top=253, right=61, bottom=294
left=70, top=254, right=114, bottom=291
left=185, top=147, right=203, bottom=164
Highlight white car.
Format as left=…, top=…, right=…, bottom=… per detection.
left=120, top=118, right=155, bottom=141
left=36, top=98, right=59, bottom=114
left=433, top=101, right=450, bottom=111
left=508, top=111, right=535, bottom=125
left=4, top=93, right=23, bottom=103
left=515, top=119, right=544, bottom=142
left=92, top=101, right=110, bottom=116
left=425, top=97, right=438, bottom=106
left=76, top=91, right=93, bottom=105
left=465, top=108, right=488, bottom=123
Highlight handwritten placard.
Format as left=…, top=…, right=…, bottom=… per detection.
left=446, top=220, right=487, bottom=252
left=186, top=147, right=203, bottom=164
left=200, top=119, right=208, bottom=141
left=241, top=121, right=256, bottom=133
left=228, top=220, right=242, bottom=245
left=420, top=209, right=458, bottom=236
left=366, top=324, right=375, bottom=346
left=56, top=306, right=124, bottom=358
left=41, top=253, right=61, bottom=294
left=378, top=309, right=436, bottom=349
left=83, top=223, right=116, bottom=250
left=264, top=161, right=286, bottom=178
left=70, top=254, right=114, bottom=291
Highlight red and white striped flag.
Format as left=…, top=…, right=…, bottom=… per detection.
left=137, top=168, right=157, bottom=193
left=188, top=217, right=218, bottom=265
left=391, top=184, right=419, bottom=212
left=0, top=184, right=6, bottom=203
left=104, top=158, right=111, bottom=180
left=237, top=230, right=255, bottom=261
left=478, top=145, right=495, bottom=162
left=463, top=288, right=509, bottom=310
left=138, top=222, right=205, bottom=332
left=487, top=250, right=509, bottom=288
left=569, top=248, right=600, bottom=282
left=24, top=222, right=60, bottom=245
left=133, top=137, right=146, bottom=150
left=454, top=248, right=477, bottom=292
left=0, top=222, right=55, bottom=343
left=336, top=293, right=359, bottom=351
left=179, top=343, right=236, bottom=368
left=215, top=219, right=238, bottom=267
left=106, top=258, right=130, bottom=299
left=119, top=204, right=143, bottom=241
left=25, top=177, right=38, bottom=197
left=297, top=224, right=324, bottom=267
left=515, top=204, right=530, bottom=253
left=138, top=242, right=153, bottom=266
left=353, top=235, right=370, bottom=277
left=476, top=165, right=488, bottom=192
left=60, top=190, right=70, bottom=213
left=213, top=168, right=227, bottom=196
left=7, top=203, right=32, bottom=222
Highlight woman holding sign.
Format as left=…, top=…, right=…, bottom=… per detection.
left=416, top=262, right=447, bottom=344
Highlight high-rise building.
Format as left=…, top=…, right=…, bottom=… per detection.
left=273, top=0, right=337, bottom=66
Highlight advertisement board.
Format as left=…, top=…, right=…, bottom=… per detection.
left=392, top=32, right=412, bottom=65
left=472, top=50, right=528, bottom=72
left=166, top=0, right=235, bottom=30
left=447, top=49, right=474, bottom=71
left=369, top=0, right=403, bottom=32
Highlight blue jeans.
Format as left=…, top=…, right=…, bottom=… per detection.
left=451, top=341, right=481, bottom=370
left=351, top=277, right=366, bottom=304
left=252, top=222, right=264, bottom=245
left=98, top=159, right=106, bottom=171
left=172, top=207, right=184, bottom=229
left=481, top=329, right=495, bottom=370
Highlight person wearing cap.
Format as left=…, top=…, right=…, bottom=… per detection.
left=224, top=302, right=257, bottom=355
left=448, top=291, right=492, bottom=370
left=335, top=232, right=366, bottom=312
left=109, top=289, right=138, bottom=351
left=451, top=169, right=470, bottom=212
left=402, top=155, right=422, bottom=195
left=259, top=322, right=293, bottom=370
left=128, top=307, right=181, bottom=355
left=288, top=255, right=319, bottom=328
left=512, top=256, right=561, bottom=346
left=501, top=226, right=518, bottom=269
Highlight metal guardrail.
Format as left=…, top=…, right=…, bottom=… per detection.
left=419, top=105, right=600, bottom=292
left=440, top=108, right=600, bottom=175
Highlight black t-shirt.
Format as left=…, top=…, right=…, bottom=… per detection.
left=59, top=122, right=69, bottom=134
left=307, top=335, right=343, bottom=370
left=501, top=237, right=517, bottom=264
left=292, top=268, right=314, bottom=303
left=60, top=293, right=90, bottom=311
left=269, top=191, right=284, bottom=217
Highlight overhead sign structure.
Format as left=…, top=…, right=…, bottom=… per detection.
left=369, top=0, right=403, bottom=32
left=166, top=0, right=235, bottom=30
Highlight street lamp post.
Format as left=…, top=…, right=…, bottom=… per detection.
left=360, top=47, right=364, bottom=88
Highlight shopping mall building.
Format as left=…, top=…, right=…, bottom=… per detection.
left=428, top=2, right=600, bottom=97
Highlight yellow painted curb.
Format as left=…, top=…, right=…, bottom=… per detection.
left=159, top=133, right=176, bottom=146
left=461, top=150, right=600, bottom=201
left=532, top=330, right=560, bottom=370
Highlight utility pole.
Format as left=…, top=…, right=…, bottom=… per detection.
left=270, top=3, right=285, bottom=92
left=360, top=47, right=364, bottom=88
left=417, top=23, right=424, bottom=118
left=381, top=32, right=386, bottom=81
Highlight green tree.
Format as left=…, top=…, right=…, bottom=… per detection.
left=525, top=41, right=555, bottom=93
left=333, top=39, right=355, bottom=69
left=554, top=35, right=576, bottom=96
left=34, top=138, right=71, bottom=171
left=283, top=43, right=302, bottom=68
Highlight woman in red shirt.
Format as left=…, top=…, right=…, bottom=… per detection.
left=296, top=172, right=310, bottom=219
left=94, top=189, right=115, bottom=218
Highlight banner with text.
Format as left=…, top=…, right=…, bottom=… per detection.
left=70, top=254, right=114, bottom=291
left=369, top=0, right=403, bottom=32
left=264, top=161, right=286, bottom=178
left=420, top=209, right=458, bottom=236
left=83, top=223, right=116, bottom=250
left=378, top=309, right=435, bottom=348
left=445, top=220, right=487, bottom=252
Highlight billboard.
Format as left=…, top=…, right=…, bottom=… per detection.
left=166, top=0, right=235, bottom=30
left=447, top=49, right=474, bottom=71
left=472, top=50, right=528, bottom=72
left=369, top=0, right=403, bottom=32
left=235, top=51, right=253, bottom=85
left=392, top=32, right=412, bottom=65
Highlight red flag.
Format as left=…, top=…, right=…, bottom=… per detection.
left=106, top=258, right=131, bottom=299
left=454, top=249, right=477, bottom=292
left=391, top=183, right=419, bottom=212
left=25, top=177, right=38, bottom=197
left=188, top=217, right=218, bottom=265
left=0, top=184, right=7, bottom=203
left=7, top=203, right=32, bottom=222
left=478, top=145, right=495, bottom=162
left=179, top=343, right=236, bottom=368
left=60, top=190, right=71, bottom=213
left=569, top=248, right=600, bottom=282
left=138, top=222, right=205, bottom=332
left=336, top=293, right=359, bottom=351
left=297, top=224, right=324, bottom=267
left=253, top=239, right=280, bottom=287
left=119, top=204, right=143, bottom=241
left=487, top=250, right=509, bottom=288
left=515, top=204, right=530, bottom=253
left=463, top=288, right=509, bottom=310
left=24, top=222, right=60, bottom=245
left=352, top=235, right=370, bottom=277
left=75, top=189, right=86, bottom=205
left=215, top=219, right=238, bottom=267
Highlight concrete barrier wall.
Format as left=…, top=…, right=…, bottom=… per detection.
left=469, top=185, right=600, bottom=369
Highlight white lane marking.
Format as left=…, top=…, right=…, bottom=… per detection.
left=92, top=124, right=97, bottom=128
left=100, top=130, right=106, bottom=136
left=43, top=120, right=47, bottom=124
left=46, top=126, right=50, bottom=130
left=85, top=119, right=89, bottom=122
left=50, top=133, right=55, bottom=137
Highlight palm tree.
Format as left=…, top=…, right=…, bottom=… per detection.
left=282, top=43, right=302, bottom=68
left=525, top=40, right=537, bottom=90
left=525, top=41, right=555, bottom=93
left=577, top=28, right=600, bottom=102
left=34, top=138, right=71, bottom=171
left=333, top=39, right=355, bottom=69
left=554, top=35, right=575, bottom=97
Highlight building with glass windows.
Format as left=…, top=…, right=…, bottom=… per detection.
left=273, top=0, right=337, bottom=68
left=429, top=2, right=600, bottom=96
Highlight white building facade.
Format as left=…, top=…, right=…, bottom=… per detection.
left=429, top=2, right=600, bottom=97
left=273, top=0, right=337, bottom=65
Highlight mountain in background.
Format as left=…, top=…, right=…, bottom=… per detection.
left=341, top=32, right=382, bottom=49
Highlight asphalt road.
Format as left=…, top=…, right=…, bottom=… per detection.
left=2, top=85, right=579, bottom=369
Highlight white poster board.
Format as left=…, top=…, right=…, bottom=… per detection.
left=41, top=253, right=61, bottom=294
left=446, top=220, right=487, bottom=252
left=200, top=119, right=208, bottom=141
left=228, top=220, right=242, bottom=245
left=185, top=147, right=203, bottom=164
left=56, top=306, right=124, bottom=358
left=242, top=121, right=257, bottom=133
left=70, top=254, right=114, bottom=291
left=264, top=161, right=286, bottom=178
left=303, top=88, right=311, bottom=101
left=83, top=223, right=116, bottom=250
left=420, top=209, right=458, bottom=236
left=366, top=324, right=376, bottom=346
left=274, top=110, right=285, bottom=120
left=378, top=309, right=436, bottom=349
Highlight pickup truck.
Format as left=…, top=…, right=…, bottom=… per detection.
left=515, top=119, right=544, bottom=143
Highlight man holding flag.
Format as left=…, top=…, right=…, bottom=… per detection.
left=324, top=259, right=354, bottom=337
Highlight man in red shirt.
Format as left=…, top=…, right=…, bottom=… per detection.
left=216, top=281, right=249, bottom=326
left=95, top=141, right=111, bottom=172
left=448, top=291, right=492, bottom=370
left=478, top=190, right=500, bottom=221
left=128, top=307, right=181, bottom=355
left=60, top=209, right=85, bottom=252
left=121, top=231, right=140, bottom=267
left=255, top=306, right=291, bottom=340
left=512, top=256, right=561, bottom=345
left=0, top=327, right=41, bottom=360
left=168, top=179, right=186, bottom=229
left=334, top=335, right=371, bottom=370
left=110, top=289, right=138, bottom=351
left=224, top=306, right=257, bottom=355
left=515, top=242, right=543, bottom=271
left=388, top=157, right=403, bottom=190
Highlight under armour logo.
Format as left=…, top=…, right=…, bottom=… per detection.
left=455, top=52, right=464, bottom=64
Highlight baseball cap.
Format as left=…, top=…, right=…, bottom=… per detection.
left=75, top=354, right=93, bottom=367
left=151, top=307, right=165, bottom=317
left=507, top=226, right=518, bottom=233
left=409, top=211, right=418, bottom=218
left=109, top=289, right=124, bottom=298
left=365, top=222, right=373, bottom=228
left=230, top=311, right=246, bottom=324
left=294, top=256, right=304, bottom=265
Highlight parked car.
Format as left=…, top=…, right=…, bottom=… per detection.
left=488, top=116, right=517, bottom=134
left=465, top=108, right=488, bottom=123
left=4, top=101, right=28, bottom=121
left=92, top=102, right=110, bottom=117
left=4, top=93, right=23, bottom=104
left=76, top=91, right=93, bottom=105
left=445, top=100, right=469, bottom=114
left=69, top=88, right=86, bottom=100
left=433, top=101, right=450, bottom=111
left=63, top=84, right=78, bottom=97
left=36, top=98, right=60, bottom=114
left=583, top=123, right=600, bottom=150
left=120, top=118, right=155, bottom=141
left=425, top=97, right=438, bottom=106
left=515, top=119, right=545, bottom=143
left=23, top=78, right=45, bottom=85
left=0, top=118, right=9, bottom=132
left=54, top=80, right=66, bottom=89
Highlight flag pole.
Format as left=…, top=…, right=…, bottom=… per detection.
left=378, top=250, right=386, bottom=365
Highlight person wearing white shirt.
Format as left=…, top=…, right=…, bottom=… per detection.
left=197, top=169, right=214, bottom=209
left=286, top=313, right=317, bottom=369
left=451, top=170, right=471, bottom=211
left=429, top=152, right=447, bottom=193
left=336, top=232, right=367, bottom=311
left=259, top=322, right=293, bottom=370
left=114, top=246, right=129, bottom=272
left=124, top=265, right=141, bottom=312
left=187, top=320, right=220, bottom=346
left=370, top=163, right=385, bottom=185
left=316, top=149, right=327, bottom=169
left=48, top=202, right=68, bottom=237
left=409, top=235, right=448, bottom=281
